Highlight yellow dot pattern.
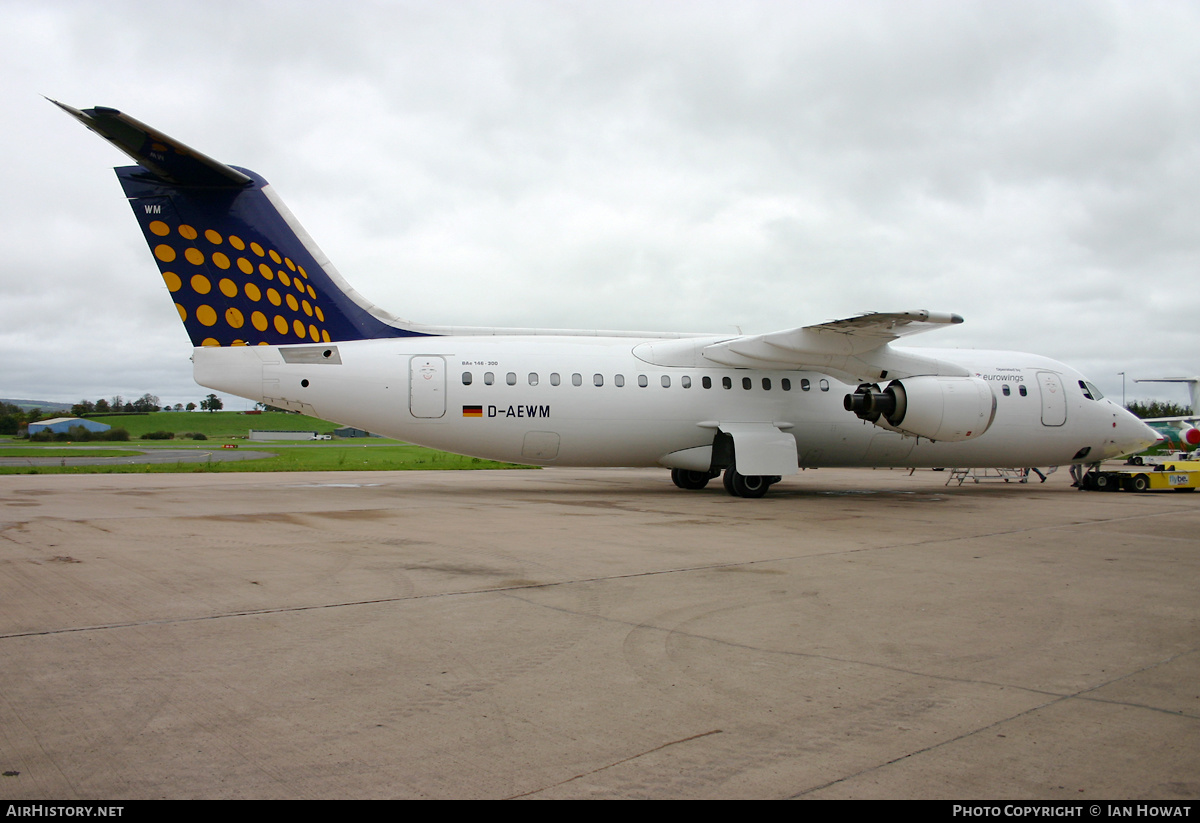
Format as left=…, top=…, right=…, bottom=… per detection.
left=145, top=220, right=332, bottom=346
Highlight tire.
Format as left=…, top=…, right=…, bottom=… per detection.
left=723, top=467, right=738, bottom=496
left=1131, top=474, right=1150, bottom=492
left=671, top=468, right=712, bottom=490
left=728, top=470, right=772, bottom=498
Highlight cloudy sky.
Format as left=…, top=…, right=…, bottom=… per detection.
left=2, top=0, right=1198, bottom=409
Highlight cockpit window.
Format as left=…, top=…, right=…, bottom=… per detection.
left=1079, top=380, right=1104, bottom=400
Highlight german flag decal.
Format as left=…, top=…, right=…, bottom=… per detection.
left=462, top=405, right=483, bottom=418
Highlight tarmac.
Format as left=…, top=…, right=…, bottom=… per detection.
left=0, top=467, right=1197, bottom=799
left=0, top=446, right=275, bottom=467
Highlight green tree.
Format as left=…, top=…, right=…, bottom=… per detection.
left=1127, top=401, right=1191, bottom=419
left=0, top=401, right=21, bottom=436
left=200, top=393, right=223, bottom=412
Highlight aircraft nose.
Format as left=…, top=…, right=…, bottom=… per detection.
left=1117, top=411, right=1160, bottom=455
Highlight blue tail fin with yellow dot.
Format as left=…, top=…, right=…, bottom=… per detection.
left=52, top=100, right=427, bottom=347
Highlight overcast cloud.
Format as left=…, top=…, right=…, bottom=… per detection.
left=2, top=0, right=1197, bottom=409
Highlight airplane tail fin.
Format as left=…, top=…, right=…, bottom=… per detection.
left=54, top=101, right=424, bottom=347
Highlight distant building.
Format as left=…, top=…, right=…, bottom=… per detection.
left=28, top=417, right=111, bottom=435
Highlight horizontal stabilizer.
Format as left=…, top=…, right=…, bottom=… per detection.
left=48, top=99, right=251, bottom=188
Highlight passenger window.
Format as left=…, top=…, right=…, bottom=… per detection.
left=819, top=379, right=829, bottom=392
left=781, top=378, right=791, bottom=391
left=506, top=372, right=516, bottom=386
left=462, top=372, right=472, bottom=386
left=801, top=379, right=810, bottom=391
left=762, top=378, right=771, bottom=390
left=722, top=376, right=732, bottom=389
left=572, top=373, right=582, bottom=387
left=742, top=377, right=752, bottom=390
left=682, top=376, right=691, bottom=389
left=638, top=375, right=648, bottom=388
left=484, top=372, right=494, bottom=386
left=661, top=375, right=671, bottom=388
left=550, top=373, right=561, bottom=386
left=594, top=374, right=604, bottom=387
left=702, top=376, right=712, bottom=389
left=615, top=374, right=625, bottom=387
left=1002, top=384, right=1011, bottom=396
left=528, top=373, right=538, bottom=386
left=1019, top=384, right=1027, bottom=397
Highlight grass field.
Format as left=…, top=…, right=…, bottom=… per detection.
left=3, top=411, right=531, bottom=474
left=87, top=410, right=343, bottom=439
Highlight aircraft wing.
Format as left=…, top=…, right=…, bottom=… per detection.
left=700, top=310, right=968, bottom=383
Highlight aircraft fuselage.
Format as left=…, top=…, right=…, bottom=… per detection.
left=196, top=337, right=1148, bottom=471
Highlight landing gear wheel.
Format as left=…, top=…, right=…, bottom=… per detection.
left=723, top=468, right=776, bottom=498
left=723, top=467, right=738, bottom=496
left=671, top=468, right=713, bottom=490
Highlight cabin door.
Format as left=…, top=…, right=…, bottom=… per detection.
left=409, top=356, right=446, bottom=418
left=1037, top=371, right=1066, bottom=427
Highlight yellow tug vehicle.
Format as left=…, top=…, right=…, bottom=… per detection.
left=1085, top=456, right=1200, bottom=492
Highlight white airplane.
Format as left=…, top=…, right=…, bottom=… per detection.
left=55, top=101, right=1159, bottom=496
left=1134, top=377, right=1200, bottom=450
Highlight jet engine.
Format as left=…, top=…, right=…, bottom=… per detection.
left=844, top=376, right=996, bottom=442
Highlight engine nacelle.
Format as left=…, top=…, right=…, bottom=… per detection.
left=844, top=376, right=996, bottom=442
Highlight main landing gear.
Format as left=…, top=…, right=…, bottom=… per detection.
left=670, top=468, right=718, bottom=490
left=722, top=468, right=779, bottom=498
left=670, top=468, right=780, bottom=498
